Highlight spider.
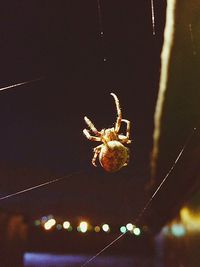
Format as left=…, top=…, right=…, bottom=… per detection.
left=83, top=93, right=131, bottom=172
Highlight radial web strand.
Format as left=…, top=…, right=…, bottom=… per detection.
left=0, top=77, right=43, bottom=92
left=0, top=171, right=84, bottom=201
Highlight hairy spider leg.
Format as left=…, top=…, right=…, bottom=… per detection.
left=110, top=93, right=122, bottom=133
left=83, top=129, right=101, bottom=142
left=92, top=145, right=103, bottom=166
left=118, top=119, right=131, bottom=144
left=84, top=116, right=101, bottom=136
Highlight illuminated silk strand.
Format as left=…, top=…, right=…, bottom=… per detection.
left=0, top=77, right=43, bottom=92
left=151, top=0, right=156, bottom=35
left=0, top=171, right=84, bottom=201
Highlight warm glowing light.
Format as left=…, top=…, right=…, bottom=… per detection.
left=102, top=224, right=110, bottom=232
left=180, top=207, right=190, bottom=220
left=79, top=221, right=88, bottom=233
left=133, top=227, right=141, bottom=236
left=44, top=223, right=52, bottom=230
left=44, top=218, right=56, bottom=231
left=48, top=219, right=56, bottom=226
left=94, top=226, right=101, bottom=233
left=126, top=223, right=134, bottom=231
left=120, top=226, right=127, bottom=234
left=180, top=207, right=200, bottom=232
left=63, top=221, right=70, bottom=229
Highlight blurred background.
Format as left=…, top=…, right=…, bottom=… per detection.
left=0, top=0, right=200, bottom=266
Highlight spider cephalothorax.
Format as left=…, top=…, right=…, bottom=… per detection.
left=83, top=93, right=131, bottom=172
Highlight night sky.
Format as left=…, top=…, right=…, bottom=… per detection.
left=0, top=1, right=167, bottom=222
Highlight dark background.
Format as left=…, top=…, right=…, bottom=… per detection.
left=1, top=2, right=200, bottom=266
left=0, top=0, right=167, bottom=223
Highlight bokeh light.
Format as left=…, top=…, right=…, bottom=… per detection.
left=79, top=221, right=88, bottom=233
left=180, top=207, right=200, bottom=232
left=63, top=221, right=71, bottom=229
left=120, top=226, right=127, bottom=234
left=126, top=223, right=134, bottom=231
left=171, top=223, right=186, bottom=237
left=94, top=226, right=101, bottom=233
left=67, top=226, right=73, bottom=232
left=44, top=219, right=56, bottom=230
left=41, top=216, right=48, bottom=223
left=34, top=220, right=40, bottom=226
left=56, top=224, right=62, bottom=230
left=133, top=227, right=141, bottom=236
left=102, top=224, right=110, bottom=232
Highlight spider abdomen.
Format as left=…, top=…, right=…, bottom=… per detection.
left=99, top=141, right=129, bottom=172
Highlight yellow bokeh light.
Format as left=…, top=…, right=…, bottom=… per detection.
left=94, top=226, right=101, bottom=232
left=180, top=207, right=200, bottom=232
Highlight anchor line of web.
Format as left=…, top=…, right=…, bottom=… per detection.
left=0, top=171, right=84, bottom=201
left=0, top=77, right=44, bottom=92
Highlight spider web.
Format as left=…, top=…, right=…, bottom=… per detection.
left=0, top=0, right=199, bottom=266
left=80, top=128, right=196, bottom=266
left=0, top=126, right=196, bottom=266
left=151, top=0, right=156, bottom=35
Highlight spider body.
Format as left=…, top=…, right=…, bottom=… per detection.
left=83, top=93, right=131, bottom=172
left=99, top=140, right=129, bottom=172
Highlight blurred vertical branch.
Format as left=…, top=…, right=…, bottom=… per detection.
left=150, top=0, right=177, bottom=182
left=144, top=0, right=200, bottom=233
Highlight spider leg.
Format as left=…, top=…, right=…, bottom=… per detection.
left=111, top=93, right=122, bottom=133
left=83, top=129, right=101, bottom=142
left=84, top=116, right=101, bottom=136
left=92, top=145, right=103, bottom=166
left=118, top=119, right=131, bottom=144
left=122, top=119, right=131, bottom=139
